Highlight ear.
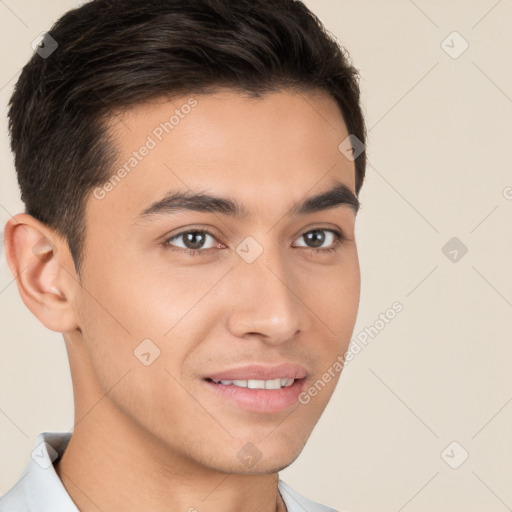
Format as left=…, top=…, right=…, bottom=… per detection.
left=3, top=213, right=80, bottom=333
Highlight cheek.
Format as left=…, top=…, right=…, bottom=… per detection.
left=305, top=249, right=360, bottom=333
left=303, top=252, right=360, bottom=386
left=79, top=252, right=181, bottom=339
left=337, top=256, right=361, bottom=337
left=75, top=252, right=214, bottom=391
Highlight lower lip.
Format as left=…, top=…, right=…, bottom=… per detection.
left=203, top=378, right=306, bottom=413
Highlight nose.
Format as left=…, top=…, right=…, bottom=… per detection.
left=226, top=243, right=310, bottom=345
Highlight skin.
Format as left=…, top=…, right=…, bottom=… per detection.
left=4, top=89, right=360, bottom=512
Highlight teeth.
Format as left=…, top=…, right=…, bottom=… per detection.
left=215, top=378, right=295, bottom=389
left=248, top=379, right=265, bottom=389
left=265, top=378, right=281, bottom=390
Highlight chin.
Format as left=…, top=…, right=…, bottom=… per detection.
left=203, top=447, right=303, bottom=476
left=203, top=431, right=309, bottom=475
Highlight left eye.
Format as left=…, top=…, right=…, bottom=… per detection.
left=163, top=228, right=345, bottom=256
left=292, top=229, right=342, bottom=250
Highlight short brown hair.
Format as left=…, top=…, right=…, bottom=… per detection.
left=8, top=0, right=366, bottom=274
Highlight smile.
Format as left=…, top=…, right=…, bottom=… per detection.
left=209, top=378, right=295, bottom=389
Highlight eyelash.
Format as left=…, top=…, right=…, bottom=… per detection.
left=162, top=228, right=346, bottom=257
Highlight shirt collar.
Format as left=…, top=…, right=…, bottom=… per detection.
left=1, top=431, right=79, bottom=512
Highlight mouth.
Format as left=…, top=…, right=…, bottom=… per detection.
left=202, top=364, right=308, bottom=413
left=205, top=377, right=298, bottom=389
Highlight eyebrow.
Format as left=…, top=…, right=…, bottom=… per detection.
left=136, top=181, right=359, bottom=221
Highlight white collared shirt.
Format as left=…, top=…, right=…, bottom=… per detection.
left=0, top=432, right=340, bottom=512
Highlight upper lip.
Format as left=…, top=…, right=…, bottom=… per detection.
left=205, top=363, right=308, bottom=382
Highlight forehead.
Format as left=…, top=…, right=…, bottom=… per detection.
left=90, top=89, right=355, bottom=226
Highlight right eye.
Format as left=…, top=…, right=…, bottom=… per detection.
left=162, top=229, right=223, bottom=256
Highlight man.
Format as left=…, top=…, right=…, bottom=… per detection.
left=1, top=0, right=366, bottom=510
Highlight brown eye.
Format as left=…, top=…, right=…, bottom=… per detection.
left=293, top=229, right=345, bottom=253
left=163, top=229, right=220, bottom=256
left=162, top=227, right=345, bottom=258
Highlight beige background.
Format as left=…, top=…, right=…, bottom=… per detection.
left=1, top=1, right=511, bottom=511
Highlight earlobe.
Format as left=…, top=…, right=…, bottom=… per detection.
left=3, top=213, right=79, bottom=333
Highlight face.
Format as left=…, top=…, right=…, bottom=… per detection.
left=73, top=89, right=360, bottom=474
